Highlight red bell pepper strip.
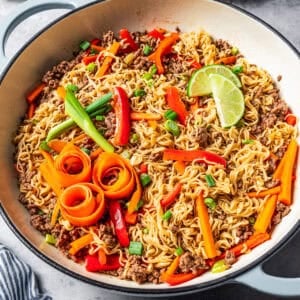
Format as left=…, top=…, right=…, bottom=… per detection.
left=119, top=28, right=138, bottom=52
left=85, top=253, right=121, bottom=272
left=124, top=210, right=138, bottom=225
left=166, top=86, right=188, bottom=125
left=163, top=149, right=227, bottom=168
left=82, top=54, right=103, bottom=65
left=26, top=83, right=46, bottom=104
left=113, top=87, right=131, bottom=146
left=215, top=56, right=237, bottom=65
left=139, top=163, right=148, bottom=174
left=188, top=60, right=202, bottom=70
left=148, top=29, right=165, bottom=40
left=163, top=269, right=206, bottom=286
left=285, top=114, right=297, bottom=126
left=90, top=38, right=101, bottom=45
left=108, top=200, right=130, bottom=247
left=148, top=33, right=179, bottom=74
left=160, top=182, right=182, bottom=208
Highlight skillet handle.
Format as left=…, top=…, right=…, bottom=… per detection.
left=234, top=258, right=300, bottom=297
left=0, top=0, right=96, bottom=71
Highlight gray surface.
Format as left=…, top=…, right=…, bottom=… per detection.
left=0, top=0, right=299, bottom=299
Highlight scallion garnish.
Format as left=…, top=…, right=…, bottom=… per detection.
left=232, top=65, right=243, bottom=74
left=242, top=139, right=254, bottom=144
left=205, top=174, right=216, bottom=187
left=133, top=89, right=146, bottom=97
left=143, top=44, right=152, bottom=56
left=175, top=247, right=184, bottom=256
left=164, top=109, right=178, bottom=121
left=140, top=173, right=152, bottom=187
left=165, top=120, right=180, bottom=136
left=204, top=197, right=216, bottom=210
left=79, top=40, right=90, bottom=51
left=45, top=234, right=57, bottom=245
left=162, top=210, right=172, bottom=221
left=128, top=241, right=143, bottom=255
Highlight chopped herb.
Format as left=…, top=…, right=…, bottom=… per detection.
left=129, top=241, right=143, bottom=255
left=204, top=197, right=216, bottom=210
left=164, top=109, right=178, bottom=121
left=79, top=40, right=90, bottom=51
left=232, top=65, right=243, bottom=74
left=175, top=247, right=184, bottom=256
left=140, top=173, right=152, bottom=187
left=133, top=89, right=146, bottom=97
left=143, top=44, right=152, bottom=56
left=162, top=210, right=172, bottom=221
left=45, top=234, right=57, bottom=245
left=165, top=120, right=180, bottom=136
left=205, top=174, right=216, bottom=187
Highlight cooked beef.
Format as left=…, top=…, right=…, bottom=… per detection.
left=272, top=202, right=291, bottom=225
left=132, top=31, right=147, bottom=44
left=265, top=178, right=280, bottom=189
left=164, top=55, right=185, bottom=74
left=132, top=48, right=152, bottom=70
left=104, top=111, right=116, bottom=139
left=30, top=214, right=51, bottom=235
left=224, top=250, right=237, bottom=266
left=178, top=252, right=207, bottom=274
left=147, top=270, right=161, bottom=284
left=98, top=224, right=117, bottom=248
left=102, top=30, right=115, bottom=47
left=236, top=225, right=253, bottom=242
left=266, top=154, right=278, bottom=175
left=125, top=256, right=148, bottom=284
left=170, top=225, right=180, bottom=233
left=271, top=98, right=288, bottom=118
left=18, top=193, right=28, bottom=205
left=214, top=39, right=232, bottom=56
left=197, top=127, right=210, bottom=148
left=276, top=144, right=288, bottom=159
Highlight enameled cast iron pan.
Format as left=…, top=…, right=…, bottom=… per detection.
left=0, top=0, right=299, bottom=297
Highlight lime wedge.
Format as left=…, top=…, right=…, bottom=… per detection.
left=187, top=65, right=242, bottom=97
left=209, top=73, right=244, bottom=128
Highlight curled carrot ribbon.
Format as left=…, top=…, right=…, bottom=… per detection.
left=59, top=183, right=105, bottom=226
left=54, top=142, right=92, bottom=187
left=92, top=152, right=141, bottom=213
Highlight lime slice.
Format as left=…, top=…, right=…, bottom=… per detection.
left=209, top=73, right=244, bottom=128
left=187, top=65, right=242, bottom=97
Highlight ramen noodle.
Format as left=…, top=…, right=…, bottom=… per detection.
left=14, top=28, right=298, bottom=284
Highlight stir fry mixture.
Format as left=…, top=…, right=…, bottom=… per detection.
left=14, top=28, right=298, bottom=285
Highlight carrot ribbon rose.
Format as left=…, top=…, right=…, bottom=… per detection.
left=59, top=183, right=105, bottom=226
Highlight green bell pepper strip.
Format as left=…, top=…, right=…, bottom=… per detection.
left=46, top=92, right=112, bottom=142
left=64, top=88, right=114, bottom=152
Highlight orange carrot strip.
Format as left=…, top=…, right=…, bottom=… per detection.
left=47, top=139, right=68, bottom=153
left=160, top=182, right=182, bottom=208
left=98, top=248, right=107, bottom=265
left=148, top=33, right=179, bottom=74
left=56, top=86, right=66, bottom=100
left=69, top=233, right=93, bottom=255
left=130, top=112, right=162, bottom=121
left=273, top=154, right=287, bottom=180
left=26, top=83, right=46, bottom=103
left=27, top=103, right=36, bottom=119
left=92, top=152, right=136, bottom=201
left=247, top=186, right=281, bottom=198
left=54, top=142, right=92, bottom=187
left=73, top=133, right=88, bottom=143
left=254, top=194, right=277, bottom=233
left=90, top=148, right=103, bottom=160
left=60, top=183, right=105, bottom=227
left=174, top=161, right=185, bottom=175
left=278, top=139, right=298, bottom=205
left=91, top=44, right=105, bottom=52
left=165, top=256, right=180, bottom=275
left=148, top=120, right=158, bottom=129
left=95, top=41, right=120, bottom=78
left=215, top=56, right=237, bottom=65
left=124, top=211, right=138, bottom=225
left=196, top=192, right=217, bottom=258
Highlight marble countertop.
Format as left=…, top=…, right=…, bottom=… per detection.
left=0, top=1, right=299, bottom=299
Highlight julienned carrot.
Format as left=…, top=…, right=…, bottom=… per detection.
left=95, top=41, right=120, bottom=78
left=60, top=183, right=105, bottom=227
left=215, top=56, right=237, bottom=65
left=56, top=86, right=66, bottom=100
left=130, top=112, right=162, bottom=121
left=247, top=186, right=281, bottom=198
left=196, top=193, right=217, bottom=258
left=162, top=256, right=179, bottom=278
left=254, top=195, right=277, bottom=233
left=98, top=248, right=107, bottom=265
left=91, top=44, right=105, bottom=52
left=27, top=103, right=36, bottom=119
left=54, top=142, right=92, bottom=187
left=148, top=33, right=179, bottom=74
left=47, top=139, right=67, bottom=153
left=69, top=233, right=94, bottom=255
left=160, top=182, right=182, bottom=208
left=278, top=139, right=298, bottom=205
left=50, top=200, right=60, bottom=227
left=148, top=120, right=158, bottom=129
left=124, top=210, right=138, bottom=225
left=273, top=153, right=287, bottom=180
left=26, top=83, right=46, bottom=103
left=173, top=161, right=186, bottom=174
left=90, top=148, right=103, bottom=160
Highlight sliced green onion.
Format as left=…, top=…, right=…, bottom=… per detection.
left=64, top=87, right=114, bottom=152
left=140, top=173, right=152, bottom=187
left=143, top=44, right=152, bottom=56
left=95, top=115, right=105, bottom=121
left=143, top=228, right=149, bottom=234
left=79, top=40, right=90, bottom=51
left=232, top=65, right=243, bottom=74
left=81, top=147, right=90, bottom=155
left=133, top=89, right=146, bottom=97
left=136, top=200, right=144, bottom=211
left=175, top=247, right=184, bottom=256
left=204, top=197, right=216, bottom=210
left=121, top=150, right=131, bottom=159
left=129, top=241, right=143, bottom=255
left=40, top=141, right=51, bottom=152
left=143, top=73, right=153, bottom=81
left=211, top=259, right=228, bottom=273
left=162, top=210, right=172, bottom=221
left=242, top=139, right=254, bottom=144
left=249, top=216, right=256, bottom=225
left=205, top=174, right=216, bottom=187
left=231, top=46, right=239, bottom=55
left=86, top=62, right=96, bottom=72
left=66, top=84, right=78, bottom=93
left=150, top=64, right=157, bottom=75
left=143, top=65, right=157, bottom=81
left=164, top=109, right=178, bottom=121
left=46, top=92, right=112, bottom=142
left=45, top=234, right=56, bottom=245
left=165, top=120, right=180, bottom=137
left=130, top=133, right=139, bottom=144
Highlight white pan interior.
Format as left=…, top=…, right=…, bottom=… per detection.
left=0, top=0, right=299, bottom=291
